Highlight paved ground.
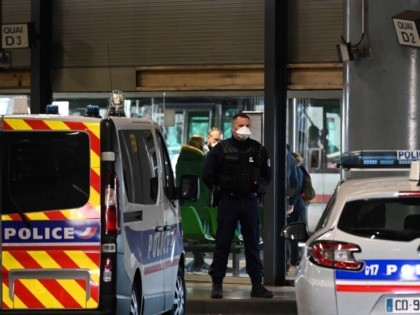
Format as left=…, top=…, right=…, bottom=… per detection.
left=186, top=274, right=297, bottom=315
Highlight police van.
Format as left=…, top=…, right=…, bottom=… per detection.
left=283, top=150, right=420, bottom=315
left=0, top=93, right=197, bottom=314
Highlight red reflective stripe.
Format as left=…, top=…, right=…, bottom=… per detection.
left=40, top=279, right=82, bottom=308
left=85, top=252, right=100, bottom=263
left=14, top=280, right=44, bottom=308
left=91, top=168, right=100, bottom=194
left=2, top=120, right=12, bottom=130
left=2, top=266, right=9, bottom=290
left=63, top=121, right=100, bottom=156
left=44, top=210, right=68, bottom=220
left=25, top=119, right=51, bottom=130
left=145, top=258, right=180, bottom=275
left=337, top=284, right=420, bottom=293
left=3, top=245, right=101, bottom=251
left=309, top=194, right=332, bottom=204
left=9, top=250, right=41, bottom=268
left=399, top=191, right=420, bottom=197
left=77, top=203, right=100, bottom=219
left=8, top=214, right=24, bottom=221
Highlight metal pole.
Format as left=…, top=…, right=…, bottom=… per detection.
left=31, top=0, right=52, bottom=114
left=264, top=0, right=288, bottom=286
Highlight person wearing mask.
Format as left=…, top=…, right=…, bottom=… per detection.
left=286, top=152, right=307, bottom=277
left=202, top=113, right=273, bottom=299
left=203, top=127, right=223, bottom=153
left=176, top=135, right=212, bottom=272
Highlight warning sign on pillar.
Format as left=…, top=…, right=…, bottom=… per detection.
left=2, top=23, right=32, bottom=49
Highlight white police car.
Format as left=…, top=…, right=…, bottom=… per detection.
left=283, top=150, right=420, bottom=315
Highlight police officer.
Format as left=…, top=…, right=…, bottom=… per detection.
left=202, top=113, right=273, bottom=299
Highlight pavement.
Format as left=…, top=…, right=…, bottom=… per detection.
left=185, top=274, right=297, bottom=315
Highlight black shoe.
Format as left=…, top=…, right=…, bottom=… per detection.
left=211, top=282, right=223, bottom=298
left=250, top=283, right=274, bottom=298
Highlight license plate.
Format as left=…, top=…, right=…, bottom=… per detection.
left=387, top=298, right=420, bottom=313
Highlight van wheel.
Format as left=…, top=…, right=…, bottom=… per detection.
left=165, top=267, right=186, bottom=315
left=130, top=281, right=142, bottom=315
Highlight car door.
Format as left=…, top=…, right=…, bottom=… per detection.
left=155, top=130, right=182, bottom=309
left=115, top=119, right=166, bottom=313
left=0, top=116, right=101, bottom=311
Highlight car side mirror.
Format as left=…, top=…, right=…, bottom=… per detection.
left=281, top=222, right=310, bottom=242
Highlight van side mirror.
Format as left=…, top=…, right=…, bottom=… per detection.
left=179, top=175, right=199, bottom=202
left=281, top=222, right=310, bottom=242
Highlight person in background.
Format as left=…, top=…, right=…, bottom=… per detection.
left=286, top=145, right=299, bottom=215
left=203, top=113, right=273, bottom=299
left=286, top=152, right=307, bottom=277
left=204, top=127, right=224, bottom=206
left=176, top=135, right=212, bottom=272
left=203, top=127, right=223, bottom=154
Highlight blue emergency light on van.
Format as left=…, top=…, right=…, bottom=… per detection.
left=339, top=150, right=420, bottom=169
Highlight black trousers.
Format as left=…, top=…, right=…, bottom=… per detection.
left=208, top=194, right=263, bottom=283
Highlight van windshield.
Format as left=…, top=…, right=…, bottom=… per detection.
left=338, top=198, right=420, bottom=241
left=1, top=131, right=90, bottom=213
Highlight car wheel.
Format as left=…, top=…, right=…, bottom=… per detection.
left=165, top=267, right=186, bottom=315
left=130, top=281, right=142, bottom=315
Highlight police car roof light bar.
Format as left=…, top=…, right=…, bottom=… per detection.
left=339, top=150, right=420, bottom=169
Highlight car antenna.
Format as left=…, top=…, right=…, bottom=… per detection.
left=107, top=44, right=113, bottom=91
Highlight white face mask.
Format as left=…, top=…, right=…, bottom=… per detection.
left=210, top=140, right=220, bottom=147
left=235, top=126, right=251, bottom=140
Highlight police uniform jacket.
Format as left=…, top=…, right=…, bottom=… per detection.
left=202, top=136, right=272, bottom=195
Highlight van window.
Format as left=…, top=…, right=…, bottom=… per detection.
left=1, top=131, right=90, bottom=213
left=156, top=132, right=176, bottom=199
left=120, top=129, right=158, bottom=204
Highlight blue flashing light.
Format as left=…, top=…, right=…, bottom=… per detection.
left=46, top=104, right=59, bottom=115
left=84, top=105, right=102, bottom=118
left=340, top=150, right=420, bottom=169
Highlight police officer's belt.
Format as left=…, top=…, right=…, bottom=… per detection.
left=222, top=192, right=258, bottom=199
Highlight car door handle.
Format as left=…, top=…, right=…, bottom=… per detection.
left=155, top=226, right=164, bottom=232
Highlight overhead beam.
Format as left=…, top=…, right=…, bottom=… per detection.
left=288, top=63, right=343, bottom=90
left=0, top=63, right=342, bottom=91
left=136, top=63, right=342, bottom=91
left=0, top=70, right=30, bottom=87
left=136, top=65, right=264, bottom=91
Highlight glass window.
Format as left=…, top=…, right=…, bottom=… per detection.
left=187, top=112, right=210, bottom=139
left=290, top=98, right=341, bottom=173
left=156, top=131, right=176, bottom=200
left=53, top=91, right=264, bottom=163
left=338, top=198, right=420, bottom=241
left=119, top=130, right=158, bottom=205
left=2, top=131, right=90, bottom=213
left=287, top=93, right=342, bottom=207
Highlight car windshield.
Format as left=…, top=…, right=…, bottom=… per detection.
left=338, top=198, right=420, bottom=241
